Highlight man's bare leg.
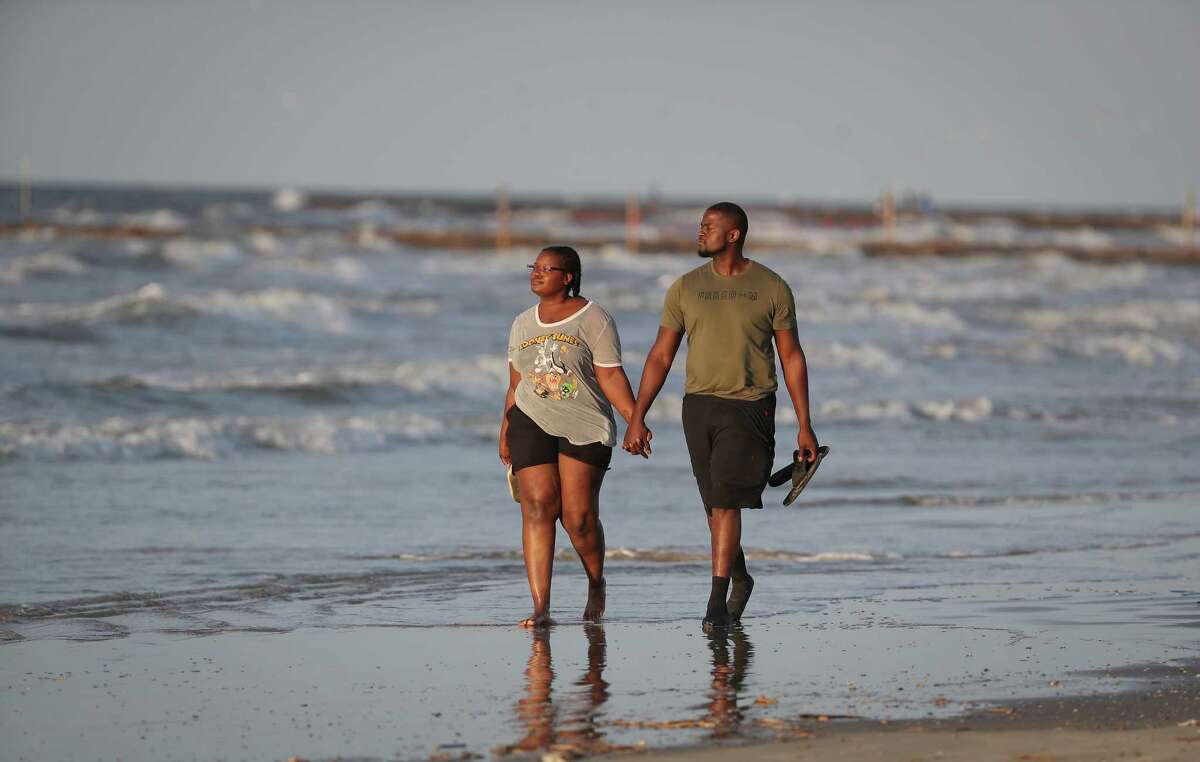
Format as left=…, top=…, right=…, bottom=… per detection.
left=704, top=507, right=741, bottom=630
left=517, top=463, right=561, bottom=627
left=558, top=454, right=607, bottom=622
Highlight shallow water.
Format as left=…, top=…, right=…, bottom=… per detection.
left=1, top=189, right=1199, bottom=757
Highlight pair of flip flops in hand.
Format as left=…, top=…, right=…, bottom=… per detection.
left=768, top=445, right=830, bottom=506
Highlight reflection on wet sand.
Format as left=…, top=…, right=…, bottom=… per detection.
left=704, top=628, right=754, bottom=737
left=501, top=623, right=612, bottom=756
left=602, top=628, right=757, bottom=737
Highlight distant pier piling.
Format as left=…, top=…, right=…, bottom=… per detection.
left=1185, top=187, right=1196, bottom=248
left=19, top=159, right=32, bottom=220
left=880, top=187, right=896, bottom=242
left=496, top=185, right=511, bottom=251
left=625, top=191, right=640, bottom=253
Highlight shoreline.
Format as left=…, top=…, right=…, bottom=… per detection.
left=596, top=662, right=1200, bottom=762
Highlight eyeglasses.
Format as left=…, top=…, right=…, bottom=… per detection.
left=527, top=265, right=568, bottom=274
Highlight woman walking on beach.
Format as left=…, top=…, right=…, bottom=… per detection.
left=500, top=246, right=640, bottom=627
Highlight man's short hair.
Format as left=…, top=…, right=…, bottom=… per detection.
left=707, top=202, right=748, bottom=245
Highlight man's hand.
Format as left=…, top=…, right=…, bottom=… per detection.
left=623, top=419, right=653, bottom=458
left=797, top=424, right=819, bottom=463
left=499, top=429, right=511, bottom=465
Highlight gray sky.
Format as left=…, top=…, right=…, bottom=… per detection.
left=1, top=0, right=1196, bottom=206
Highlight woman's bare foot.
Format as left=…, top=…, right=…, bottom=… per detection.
left=519, top=610, right=555, bottom=628
left=583, top=577, right=606, bottom=622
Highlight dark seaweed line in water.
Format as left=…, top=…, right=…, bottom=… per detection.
left=350, top=532, right=1200, bottom=565
left=0, top=566, right=505, bottom=624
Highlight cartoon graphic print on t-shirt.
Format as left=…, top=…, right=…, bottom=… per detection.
left=527, top=338, right=579, bottom=400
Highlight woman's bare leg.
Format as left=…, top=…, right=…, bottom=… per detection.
left=516, top=463, right=562, bottom=627
left=558, top=454, right=607, bottom=622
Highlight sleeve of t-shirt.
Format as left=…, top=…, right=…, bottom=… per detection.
left=591, top=312, right=622, bottom=367
left=660, top=277, right=685, bottom=333
left=507, top=317, right=520, bottom=365
left=772, top=278, right=797, bottom=331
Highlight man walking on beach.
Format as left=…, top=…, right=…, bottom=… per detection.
left=623, top=202, right=819, bottom=630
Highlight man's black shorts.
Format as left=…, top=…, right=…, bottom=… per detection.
left=682, top=393, right=776, bottom=515
left=506, top=404, right=613, bottom=472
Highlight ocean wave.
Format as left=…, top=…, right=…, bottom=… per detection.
left=68, top=355, right=509, bottom=402
left=807, top=342, right=903, bottom=376
left=0, top=283, right=355, bottom=335
left=1026, top=253, right=1150, bottom=293
left=801, top=297, right=966, bottom=330
left=1002, top=332, right=1186, bottom=367
left=352, top=547, right=887, bottom=564
left=1010, top=300, right=1200, bottom=334
left=816, top=396, right=994, bottom=423
left=0, top=251, right=87, bottom=283
left=644, top=395, right=997, bottom=425
left=155, top=238, right=243, bottom=268
left=0, top=411, right=445, bottom=461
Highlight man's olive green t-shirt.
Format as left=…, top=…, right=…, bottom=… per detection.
left=661, top=260, right=796, bottom=401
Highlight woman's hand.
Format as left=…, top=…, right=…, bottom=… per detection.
left=623, top=419, right=653, bottom=458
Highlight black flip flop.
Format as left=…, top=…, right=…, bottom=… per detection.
left=768, top=445, right=830, bottom=506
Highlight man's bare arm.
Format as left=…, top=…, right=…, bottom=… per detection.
left=775, top=326, right=820, bottom=461
left=622, top=326, right=683, bottom=455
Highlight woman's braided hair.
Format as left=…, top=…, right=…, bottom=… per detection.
left=542, top=245, right=582, bottom=297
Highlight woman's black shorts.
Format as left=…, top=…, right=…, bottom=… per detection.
left=506, top=405, right=613, bottom=472
left=681, top=393, right=776, bottom=515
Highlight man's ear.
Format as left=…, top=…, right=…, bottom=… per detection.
left=728, top=229, right=741, bottom=245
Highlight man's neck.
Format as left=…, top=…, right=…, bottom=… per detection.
left=710, top=250, right=749, bottom=277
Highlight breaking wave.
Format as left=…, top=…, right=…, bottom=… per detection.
left=0, top=411, right=446, bottom=461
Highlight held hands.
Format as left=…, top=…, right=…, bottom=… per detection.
left=797, top=423, right=819, bottom=464
left=622, top=419, right=653, bottom=458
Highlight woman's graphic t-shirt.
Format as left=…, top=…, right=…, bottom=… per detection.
left=507, top=301, right=622, bottom=447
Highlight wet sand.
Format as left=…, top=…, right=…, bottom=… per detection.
left=3, top=578, right=1198, bottom=761
left=614, top=662, right=1200, bottom=762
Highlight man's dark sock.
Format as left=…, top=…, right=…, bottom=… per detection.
left=728, top=574, right=754, bottom=622
left=704, top=576, right=731, bottom=629
left=728, top=549, right=754, bottom=622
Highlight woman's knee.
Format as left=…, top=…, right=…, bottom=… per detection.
left=562, top=510, right=600, bottom=539
left=523, top=488, right=561, bottom=523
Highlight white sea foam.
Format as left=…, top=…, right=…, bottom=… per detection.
left=246, top=255, right=366, bottom=284
left=1000, top=329, right=1188, bottom=368
left=120, top=355, right=509, bottom=397
left=817, top=396, right=994, bottom=423
left=1026, top=253, right=1149, bottom=293
left=159, top=239, right=243, bottom=269
left=120, top=209, right=189, bottom=232
left=0, top=284, right=355, bottom=334
left=805, top=296, right=965, bottom=330
left=0, top=252, right=87, bottom=283
left=648, top=394, right=995, bottom=425
left=1051, top=227, right=1114, bottom=250
left=807, top=342, right=903, bottom=375
left=1075, top=333, right=1185, bottom=367
left=1013, top=300, right=1200, bottom=334
left=0, top=411, right=444, bottom=461
left=272, top=188, right=306, bottom=212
